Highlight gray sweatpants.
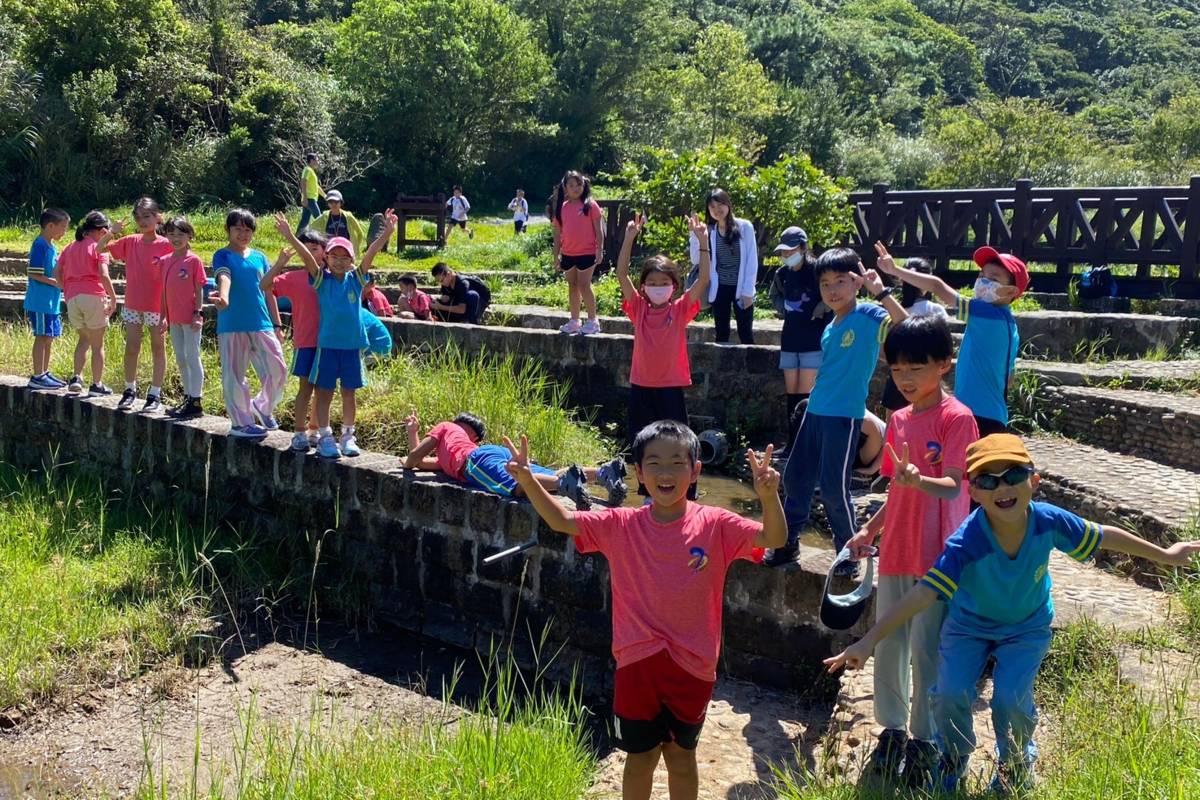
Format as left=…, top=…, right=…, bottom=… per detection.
left=170, top=324, right=205, bottom=398
left=873, top=574, right=947, bottom=741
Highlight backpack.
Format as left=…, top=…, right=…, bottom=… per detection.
left=1078, top=265, right=1117, bottom=300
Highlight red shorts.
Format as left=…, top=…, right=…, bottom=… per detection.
left=612, top=649, right=715, bottom=753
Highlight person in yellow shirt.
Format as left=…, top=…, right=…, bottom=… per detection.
left=310, top=190, right=366, bottom=255
left=298, top=153, right=326, bottom=232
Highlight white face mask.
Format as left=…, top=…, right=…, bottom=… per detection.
left=973, top=276, right=1001, bottom=303
left=784, top=251, right=805, bottom=268
left=644, top=285, right=674, bottom=305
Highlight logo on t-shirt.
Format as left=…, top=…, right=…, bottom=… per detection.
left=688, top=546, right=709, bottom=574
left=840, top=329, right=855, bottom=348
left=347, top=288, right=358, bottom=304
left=1033, top=564, right=1047, bottom=583
left=925, top=441, right=943, bottom=465
left=177, top=265, right=189, bottom=280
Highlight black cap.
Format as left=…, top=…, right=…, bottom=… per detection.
left=773, top=226, right=809, bottom=252
left=819, top=547, right=876, bottom=631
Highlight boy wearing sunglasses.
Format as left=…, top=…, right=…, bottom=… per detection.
left=825, top=433, right=1200, bottom=795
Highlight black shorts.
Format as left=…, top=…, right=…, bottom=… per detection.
left=452, top=218, right=468, bottom=229
left=560, top=253, right=596, bottom=271
left=628, top=385, right=697, bottom=500
left=513, top=220, right=526, bottom=234
left=974, top=415, right=1009, bottom=437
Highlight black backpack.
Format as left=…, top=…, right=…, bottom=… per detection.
left=1078, top=265, right=1117, bottom=300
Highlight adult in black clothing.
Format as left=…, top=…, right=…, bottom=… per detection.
left=430, top=262, right=491, bottom=323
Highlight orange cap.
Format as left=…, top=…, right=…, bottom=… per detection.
left=965, top=433, right=1034, bottom=476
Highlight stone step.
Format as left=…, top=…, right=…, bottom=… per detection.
left=1041, top=385, right=1200, bottom=472
left=1021, top=358, right=1200, bottom=389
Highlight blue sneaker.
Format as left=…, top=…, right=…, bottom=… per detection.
left=44, top=372, right=67, bottom=388
left=557, top=464, right=592, bottom=509
left=339, top=431, right=360, bottom=457
left=597, top=457, right=628, bottom=506
left=230, top=424, right=268, bottom=440
left=934, top=754, right=968, bottom=794
left=27, top=374, right=55, bottom=390
left=252, top=399, right=280, bottom=430
left=317, top=434, right=341, bottom=459
left=989, top=759, right=1035, bottom=796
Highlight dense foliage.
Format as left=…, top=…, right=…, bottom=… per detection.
left=2, top=0, right=1199, bottom=217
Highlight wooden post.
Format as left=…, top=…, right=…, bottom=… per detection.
left=934, top=198, right=951, bottom=277
left=1182, top=175, right=1200, bottom=282
left=866, top=183, right=889, bottom=266
left=1012, top=179, right=1032, bottom=260
left=435, top=192, right=447, bottom=248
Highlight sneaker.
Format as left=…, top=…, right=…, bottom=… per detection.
left=902, top=739, right=939, bottom=790
left=579, top=319, right=601, bottom=335
left=44, top=372, right=67, bottom=388
left=117, top=388, right=137, bottom=411
left=252, top=398, right=279, bottom=430
left=597, top=458, right=628, bottom=506
left=307, top=429, right=321, bottom=448
left=27, top=374, right=54, bottom=390
left=863, top=729, right=908, bottom=785
left=291, top=431, right=311, bottom=451
left=934, top=755, right=968, bottom=794
left=558, top=464, right=592, bottom=510
left=67, top=375, right=84, bottom=394
left=317, top=434, right=341, bottom=459
left=339, top=431, right=360, bottom=457
left=88, top=383, right=113, bottom=397
left=832, top=559, right=860, bottom=579
left=142, top=393, right=162, bottom=413
left=171, top=397, right=203, bottom=419
left=989, top=759, right=1035, bottom=796
left=763, top=544, right=799, bottom=568
left=230, top=424, right=268, bottom=440
left=559, top=319, right=582, bottom=335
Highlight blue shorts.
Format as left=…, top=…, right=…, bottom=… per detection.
left=310, top=347, right=365, bottom=390
left=464, top=444, right=555, bottom=498
left=779, top=350, right=822, bottom=370
left=292, top=346, right=317, bottom=380
left=27, top=311, right=62, bottom=338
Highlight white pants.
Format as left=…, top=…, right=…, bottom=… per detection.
left=169, top=324, right=205, bottom=398
left=873, top=574, right=947, bottom=741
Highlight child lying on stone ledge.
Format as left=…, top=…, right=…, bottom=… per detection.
left=402, top=411, right=628, bottom=508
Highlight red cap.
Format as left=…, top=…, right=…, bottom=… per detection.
left=973, top=246, right=1029, bottom=298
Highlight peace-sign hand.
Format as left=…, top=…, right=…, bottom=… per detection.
left=873, top=241, right=898, bottom=276
left=382, top=207, right=398, bottom=233
left=109, top=218, right=126, bottom=237
left=502, top=434, right=533, bottom=481
left=626, top=212, right=648, bottom=237
left=686, top=213, right=707, bottom=242
left=857, top=263, right=885, bottom=296
left=273, top=212, right=292, bottom=237
left=887, top=442, right=922, bottom=488
left=403, top=410, right=420, bottom=437
left=747, top=446, right=780, bottom=497
left=823, top=640, right=872, bottom=673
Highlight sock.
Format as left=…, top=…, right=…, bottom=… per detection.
left=341, top=425, right=355, bottom=437
left=148, top=385, right=161, bottom=397
left=125, top=381, right=136, bottom=392
left=319, top=426, right=333, bottom=438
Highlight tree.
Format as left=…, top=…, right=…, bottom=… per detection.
left=1136, top=94, right=1200, bottom=184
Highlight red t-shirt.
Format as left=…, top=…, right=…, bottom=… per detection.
left=624, top=293, right=700, bottom=388
left=366, top=286, right=393, bottom=317
left=402, top=289, right=432, bottom=320
left=553, top=199, right=603, bottom=257
left=108, top=234, right=174, bottom=313
left=574, top=503, right=760, bottom=682
left=273, top=270, right=320, bottom=349
left=879, top=395, right=979, bottom=576
left=161, top=252, right=207, bottom=325
left=427, top=422, right=479, bottom=481
left=59, top=240, right=110, bottom=301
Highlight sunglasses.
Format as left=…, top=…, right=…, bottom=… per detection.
left=971, top=465, right=1034, bottom=491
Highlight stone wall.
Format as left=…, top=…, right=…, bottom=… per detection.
left=0, top=375, right=849, bottom=697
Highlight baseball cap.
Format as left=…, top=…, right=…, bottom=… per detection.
left=325, top=236, right=355, bottom=258
left=819, top=546, right=876, bottom=631
left=326, top=190, right=344, bottom=203
left=773, top=226, right=809, bottom=252
left=973, top=246, right=1030, bottom=298
left=965, top=433, right=1034, bottom=476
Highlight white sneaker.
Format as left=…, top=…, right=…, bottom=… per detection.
left=340, top=431, right=360, bottom=457
left=559, top=319, right=582, bottom=334
left=580, top=319, right=602, bottom=335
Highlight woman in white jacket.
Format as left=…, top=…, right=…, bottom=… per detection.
left=688, top=188, right=759, bottom=343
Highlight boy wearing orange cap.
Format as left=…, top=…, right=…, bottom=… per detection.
left=873, top=242, right=1028, bottom=436
left=825, top=433, right=1200, bottom=795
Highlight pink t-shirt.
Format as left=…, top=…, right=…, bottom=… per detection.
left=879, top=395, right=978, bottom=576
left=623, top=293, right=701, bottom=388
left=553, top=199, right=603, bottom=257
left=402, top=289, right=432, bottom=320
left=162, top=252, right=207, bottom=325
left=427, top=421, right=479, bottom=481
left=273, top=270, right=320, bottom=349
left=108, top=234, right=174, bottom=313
left=574, top=503, right=760, bottom=681
left=58, top=240, right=110, bottom=300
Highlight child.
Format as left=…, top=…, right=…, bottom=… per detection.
left=430, top=263, right=491, bottom=323
left=880, top=257, right=947, bottom=414
left=874, top=242, right=1025, bottom=435
left=298, top=153, right=326, bottom=232
left=262, top=229, right=325, bottom=450
left=688, top=188, right=759, bottom=344
left=25, top=208, right=71, bottom=389
left=506, top=420, right=785, bottom=800
left=402, top=412, right=627, bottom=507
left=766, top=248, right=908, bottom=572
left=158, top=217, right=207, bottom=418
left=209, top=209, right=289, bottom=440
left=769, top=226, right=830, bottom=453
left=446, top=185, right=473, bottom=241
left=395, top=275, right=432, bottom=320
left=105, top=197, right=174, bottom=412
left=274, top=209, right=397, bottom=459
left=841, top=315, right=978, bottom=788
left=826, top=433, right=1200, bottom=794
left=363, top=280, right=394, bottom=317
left=60, top=211, right=117, bottom=396
left=551, top=170, right=605, bottom=335
left=508, top=188, right=529, bottom=234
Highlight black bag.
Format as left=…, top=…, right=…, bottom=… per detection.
left=1078, top=265, right=1117, bottom=300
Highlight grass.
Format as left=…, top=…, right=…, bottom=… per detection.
left=0, top=323, right=613, bottom=466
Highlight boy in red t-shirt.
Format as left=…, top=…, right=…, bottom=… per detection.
left=505, top=420, right=786, bottom=800
left=845, top=314, right=979, bottom=788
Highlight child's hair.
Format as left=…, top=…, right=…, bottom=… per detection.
left=431, top=262, right=451, bottom=278
left=901, top=257, right=934, bottom=308
left=453, top=184, right=463, bottom=192
left=74, top=211, right=110, bottom=241
left=163, top=216, right=195, bottom=237
left=638, top=255, right=681, bottom=289
left=305, top=152, right=318, bottom=164
left=515, top=188, right=524, bottom=195
left=453, top=413, right=486, bottom=441
left=40, top=208, right=70, bottom=228
left=553, top=170, right=592, bottom=223
left=631, top=420, right=700, bottom=466
left=298, top=229, right=328, bottom=247
left=225, top=208, right=256, bottom=231
left=703, top=188, right=740, bottom=244
left=884, top=314, right=954, bottom=365
left=133, top=196, right=162, bottom=217
left=814, top=247, right=861, bottom=279
left=399, top=275, right=418, bottom=288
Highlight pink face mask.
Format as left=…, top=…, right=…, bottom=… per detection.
left=644, top=285, right=674, bottom=305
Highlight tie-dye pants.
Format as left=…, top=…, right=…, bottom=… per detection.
left=218, top=331, right=287, bottom=428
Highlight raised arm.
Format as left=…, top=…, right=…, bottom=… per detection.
left=858, top=263, right=908, bottom=324
left=615, top=215, right=644, bottom=302
left=359, top=209, right=397, bottom=276
left=824, top=584, right=939, bottom=672
left=274, top=214, right=320, bottom=278
left=1099, top=526, right=1200, bottom=567
left=504, top=434, right=579, bottom=535
left=873, top=242, right=958, bottom=306
left=685, top=214, right=711, bottom=305
left=260, top=248, right=294, bottom=292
